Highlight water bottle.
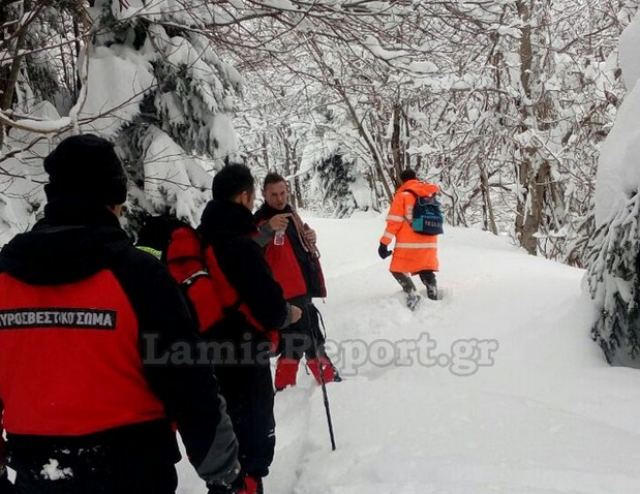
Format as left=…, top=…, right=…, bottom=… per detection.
left=274, top=229, right=285, bottom=246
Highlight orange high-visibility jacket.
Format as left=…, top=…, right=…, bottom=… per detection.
left=380, top=179, right=440, bottom=273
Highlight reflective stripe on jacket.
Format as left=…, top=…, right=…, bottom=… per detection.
left=380, top=179, right=440, bottom=273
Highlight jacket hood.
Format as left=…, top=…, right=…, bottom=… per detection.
left=399, top=179, right=439, bottom=197
left=0, top=200, right=131, bottom=285
left=199, top=200, right=257, bottom=241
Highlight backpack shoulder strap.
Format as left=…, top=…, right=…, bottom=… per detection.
left=166, top=226, right=203, bottom=262
left=164, top=226, right=206, bottom=282
left=403, top=189, right=418, bottom=198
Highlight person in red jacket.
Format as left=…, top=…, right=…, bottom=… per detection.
left=379, top=169, right=440, bottom=309
left=254, top=173, right=340, bottom=391
left=0, top=135, right=240, bottom=494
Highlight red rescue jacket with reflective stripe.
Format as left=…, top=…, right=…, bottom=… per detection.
left=380, top=179, right=440, bottom=273
left=0, top=270, right=166, bottom=436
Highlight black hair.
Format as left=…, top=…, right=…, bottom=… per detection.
left=263, top=172, right=286, bottom=189
left=400, top=169, right=417, bottom=182
left=211, top=164, right=255, bottom=201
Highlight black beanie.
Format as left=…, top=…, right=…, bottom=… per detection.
left=44, top=134, right=128, bottom=205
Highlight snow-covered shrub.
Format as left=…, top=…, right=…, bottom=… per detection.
left=587, top=12, right=640, bottom=365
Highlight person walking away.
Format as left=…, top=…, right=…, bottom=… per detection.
left=378, top=168, right=440, bottom=309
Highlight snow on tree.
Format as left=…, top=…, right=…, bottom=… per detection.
left=87, top=1, right=242, bottom=228
left=230, top=0, right=636, bottom=263
left=587, top=10, right=640, bottom=366
left=0, top=0, right=638, bottom=262
left=0, top=0, right=242, bottom=237
left=298, top=105, right=375, bottom=216
left=0, top=2, right=85, bottom=244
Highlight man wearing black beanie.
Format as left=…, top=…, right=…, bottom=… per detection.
left=0, top=134, right=241, bottom=493
left=43, top=134, right=129, bottom=207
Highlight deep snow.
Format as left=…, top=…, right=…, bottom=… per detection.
left=176, top=214, right=640, bottom=494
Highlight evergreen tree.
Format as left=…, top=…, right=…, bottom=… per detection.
left=89, top=0, right=242, bottom=227
left=587, top=192, right=640, bottom=364
left=586, top=9, right=640, bottom=365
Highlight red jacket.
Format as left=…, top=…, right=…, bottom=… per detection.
left=254, top=204, right=327, bottom=300
left=262, top=234, right=308, bottom=300
left=0, top=269, right=166, bottom=435
left=0, top=203, right=238, bottom=487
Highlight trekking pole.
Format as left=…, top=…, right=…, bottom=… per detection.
left=308, top=304, right=337, bottom=451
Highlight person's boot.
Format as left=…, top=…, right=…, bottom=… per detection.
left=307, top=356, right=338, bottom=385
left=426, top=283, right=438, bottom=301
left=406, top=289, right=421, bottom=310
left=274, top=357, right=299, bottom=391
left=419, top=271, right=438, bottom=300
left=239, top=474, right=263, bottom=494
left=392, top=272, right=417, bottom=294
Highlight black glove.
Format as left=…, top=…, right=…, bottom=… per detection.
left=207, top=484, right=235, bottom=494
left=378, top=242, right=392, bottom=259
left=207, top=472, right=245, bottom=494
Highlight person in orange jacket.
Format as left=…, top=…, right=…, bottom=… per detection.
left=379, top=169, right=440, bottom=308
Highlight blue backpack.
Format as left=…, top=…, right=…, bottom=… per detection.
left=406, top=190, right=444, bottom=236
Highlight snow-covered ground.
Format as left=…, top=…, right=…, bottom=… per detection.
left=178, top=214, right=640, bottom=494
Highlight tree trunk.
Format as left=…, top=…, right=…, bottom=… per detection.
left=281, top=130, right=297, bottom=209
left=514, top=0, right=538, bottom=255
left=261, top=133, right=270, bottom=171
left=390, top=101, right=403, bottom=182
left=480, top=162, right=498, bottom=235
left=0, top=3, right=29, bottom=149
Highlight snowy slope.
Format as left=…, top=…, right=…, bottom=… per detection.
left=177, top=215, right=640, bottom=494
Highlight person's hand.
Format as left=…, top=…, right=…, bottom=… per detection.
left=289, top=305, right=303, bottom=324
left=303, top=225, right=317, bottom=244
left=207, top=482, right=238, bottom=494
left=268, top=214, right=291, bottom=232
left=378, top=242, right=392, bottom=259
left=207, top=471, right=244, bottom=494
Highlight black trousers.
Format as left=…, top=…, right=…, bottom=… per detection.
left=392, top=270, right=437, bottom=293
left=12, top=458, right=177, bottom=494
left=8, top=421, right=179, bottom=494
left=278, top=297, right=326, bottom=361
left=214, top=361, right=275, bottom=478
